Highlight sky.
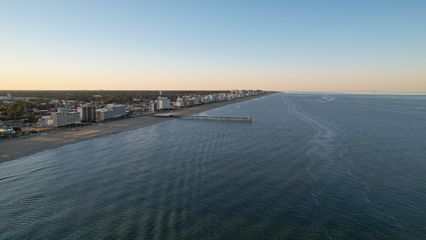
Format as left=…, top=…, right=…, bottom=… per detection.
left=1, top=0, right=425, bottom=92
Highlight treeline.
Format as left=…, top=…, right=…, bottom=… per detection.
left=0, top=100, right=50, bottom=120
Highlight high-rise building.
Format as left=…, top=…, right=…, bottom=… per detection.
left=78, top=103, right=96, bottom=122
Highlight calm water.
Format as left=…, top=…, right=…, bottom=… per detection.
left=1, top=93, right=426, bottom=239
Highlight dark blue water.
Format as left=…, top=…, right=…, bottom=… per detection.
left=1, top=93, right=426, bottom=239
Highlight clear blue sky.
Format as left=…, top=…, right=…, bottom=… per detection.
left=1, top=0, right=425, bottom=91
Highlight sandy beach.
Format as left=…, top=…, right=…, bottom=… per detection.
left=0, top=95, right=267, bottom=163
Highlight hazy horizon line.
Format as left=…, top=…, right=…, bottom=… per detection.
left=1, top=89, right=426, bottom=95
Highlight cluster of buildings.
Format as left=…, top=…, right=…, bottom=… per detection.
left=149, top=97, right=172, bottom=112
left=0, top=93, right=35, bottom=102
left=38, top=103, right=126, bottom=127
left=150, top=90, right=263, bottom=111
left=0, top=90, right=266, bottom=135
left=0, top=93, right=13, bottom=101
left=42, top=90, right=263, bottom=127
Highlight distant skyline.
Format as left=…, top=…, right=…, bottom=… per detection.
left=1, top=0, right=425, bottom=92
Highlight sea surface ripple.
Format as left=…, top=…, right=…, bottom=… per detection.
left=1, top=93, right=426, bottom=239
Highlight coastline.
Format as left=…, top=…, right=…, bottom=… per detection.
left=0, top=94, right=270, bottom=163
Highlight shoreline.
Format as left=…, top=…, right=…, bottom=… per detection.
left=0, top=94, right=270, bottom=163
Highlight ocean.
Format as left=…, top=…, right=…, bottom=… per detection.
left=1, top=93, right=426, bottom=239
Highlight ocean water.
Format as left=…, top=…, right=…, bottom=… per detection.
left=1, top=93, right=426, bottom=239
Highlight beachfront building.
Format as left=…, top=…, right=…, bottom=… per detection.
left=51, top=111, right=80, bottom=127
left=185, top=98, right=195, bottom=107
left=36, top=116, right=54, bottom=127
left=201, top=97, right=209, bottom=104
left=106, top=103, right=125, bottom=118
left=78, top=103, right=96, bottom=122
left=157, top=97, right=172, bottom=110
left=149, top=100, right=157, bottom=112
left=217, top=93, right=226, bottom=101
left=175, top=97, right=186, bottom=108
left=96, top=108, right=113, bottom=122
left=194, top=96, right=202, bottom=105
left=208, top=94, right=216, bottom=102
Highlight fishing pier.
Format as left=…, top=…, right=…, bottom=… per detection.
left=154, top=113, right=252, bottom=122
left=182, top=115, right=252, bottom=122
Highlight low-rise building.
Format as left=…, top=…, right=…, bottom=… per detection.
left=149, top=100, right=157, bottom=112
left=106, top=103, right=125, bottom=118
left=157, top=97, right=172, bottom=110
left=96, top=108, right=113, bottom=122
left=36, top=116, right=53, bottom=127
left=175, top=97, right=186, bottom=108
left=51, top=111, right=80, bottom=127
left=192, top=96, right=202, bottom=105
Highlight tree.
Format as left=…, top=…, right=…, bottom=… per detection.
left=6, top=101, right=25, bottom=119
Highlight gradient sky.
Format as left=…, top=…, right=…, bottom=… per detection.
left=1, top=0, right=425, bottom=92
